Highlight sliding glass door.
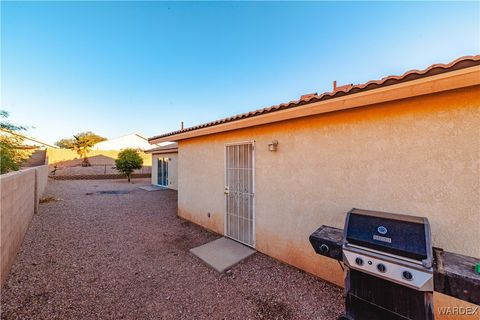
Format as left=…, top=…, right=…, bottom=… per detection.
left=157, top=158, right=169, bottom=187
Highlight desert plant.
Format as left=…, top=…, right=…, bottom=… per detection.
left=0, top=111, right=31, bottom=174
left=55, top=132, right=106, bottom=166
left=0, top=136, right=32, bottom=173
left=0, top=110, right=26, bottom=131
left=115, top=148, right=143, bottom=182
left=54, top=138, right=76, bottom=148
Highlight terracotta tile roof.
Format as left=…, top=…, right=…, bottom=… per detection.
left=149, top=55, right=480, bottom=142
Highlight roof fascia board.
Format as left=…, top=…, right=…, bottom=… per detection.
left=147, top=148, right=179, bottom=154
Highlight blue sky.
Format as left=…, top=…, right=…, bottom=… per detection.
left=2, top=1, right=479, bottom=144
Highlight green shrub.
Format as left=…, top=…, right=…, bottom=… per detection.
left=115, top=148, right=143, bottom=182
left=0, top=136, right=31, bottom=173
left=0, top=111, right=31, bottom=174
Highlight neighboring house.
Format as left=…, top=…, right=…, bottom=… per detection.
left=145, top=143, right=178, bottom=190
left=92, top=133, right=158, bottom=150
left=149, top=56, right=479, bottom=306
left=0, top=128, right=57, bottom=149
left=0, top=129, right=56, bottom=167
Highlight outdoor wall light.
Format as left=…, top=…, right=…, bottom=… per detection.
left=268, top=140, right=279, bottom=152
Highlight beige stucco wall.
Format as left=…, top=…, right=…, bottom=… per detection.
left=1, top=165, right=48, bottom=287
left=178, top=86, right=479, bottom=310
left=151, top=153, right=178, bottom=190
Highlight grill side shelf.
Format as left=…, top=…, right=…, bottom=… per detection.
left=309, top=225, right=480, bottom=305
left=309, top=226, right=343, bottom=260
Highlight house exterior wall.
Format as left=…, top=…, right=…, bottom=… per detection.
left=177, top=86, right=479, bottom=310
left=151, top=153, right=178, bottom=190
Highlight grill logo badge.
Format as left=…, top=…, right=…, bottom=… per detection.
left=374, top=226, right=391, bottom=243
left=377, top=226, right=388, bottom=235
left=373, top=234, right=392, bottom=243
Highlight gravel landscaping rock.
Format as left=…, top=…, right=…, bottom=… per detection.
left=1, top=179, right=344, bottom=320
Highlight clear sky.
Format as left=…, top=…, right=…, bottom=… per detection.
left=1, top=1, right=479, bottom=144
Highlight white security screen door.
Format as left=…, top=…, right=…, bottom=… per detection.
left=225, top=142, right=255, bottom=247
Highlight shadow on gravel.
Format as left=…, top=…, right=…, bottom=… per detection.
left=251, top=295, right=294, bottom=320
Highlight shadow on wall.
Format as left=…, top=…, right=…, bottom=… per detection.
left=52, top=154, right=117, bottom=167
left=46, top=148, right=152, bottom=166
left=46, top=150, right=153, bottom=177
left=49, top=155, right=152, bottom=177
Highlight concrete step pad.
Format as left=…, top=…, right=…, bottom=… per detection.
left=138, top=185, right=167, bottom=191
left=190, top=237, right=256, bottom=273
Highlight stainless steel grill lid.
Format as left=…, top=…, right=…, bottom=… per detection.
left=344, top=209, right=432, bottom=265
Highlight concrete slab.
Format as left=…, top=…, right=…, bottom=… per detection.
left=138, top=185, right=167, bottom=192
left=190, top=237, right=256, bottom=272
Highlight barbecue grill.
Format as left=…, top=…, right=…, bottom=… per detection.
left=342, top=208, right=434, bottom=320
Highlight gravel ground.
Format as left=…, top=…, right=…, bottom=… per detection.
left=1, top=179, right=344, bottom=320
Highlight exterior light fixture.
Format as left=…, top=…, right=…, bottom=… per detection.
left=268, top=140, right=278, bottom=152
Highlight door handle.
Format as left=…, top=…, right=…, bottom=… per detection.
left=224, top=186, right=229, bottom=195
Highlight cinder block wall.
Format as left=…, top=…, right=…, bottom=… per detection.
left=46, top=149, right=152, bottom=166
left=0, top=165, right=48, bottom=286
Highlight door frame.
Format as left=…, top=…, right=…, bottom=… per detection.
left=224, top=140, right=256, bottom=248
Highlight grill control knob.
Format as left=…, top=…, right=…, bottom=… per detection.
left=402, top=271, right=413, bottom=281
left=355, top=257, right=364, bottom=266
left=377, top=263, right=387, bottom=273
left=319, top=244, right=329, bottom=254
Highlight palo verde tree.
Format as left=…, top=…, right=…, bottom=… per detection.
left=115, top=148, right=143, bottom=182
left=0, top=110, right=31, bottom=174
left=55, top=132, right=106, bottom=166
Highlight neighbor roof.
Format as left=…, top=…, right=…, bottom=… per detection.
left=0, top=128, right=58, bottom=148
left=149, top=55, right=480, bottom=143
